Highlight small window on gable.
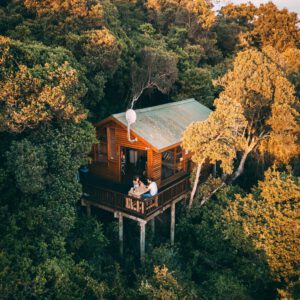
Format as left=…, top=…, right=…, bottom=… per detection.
left=92, top=127, right=107, bottom=163
left=107, top=127, right=117, bottom=161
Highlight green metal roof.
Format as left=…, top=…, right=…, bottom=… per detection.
left=113, top=99, right=212, bottom=151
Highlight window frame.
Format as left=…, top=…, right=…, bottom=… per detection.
left=107, top=127, right=117, bottom=161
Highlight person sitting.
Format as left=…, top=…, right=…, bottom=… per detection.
left=132, top=175, right=145, bottom=191
left=142, top=178, right=158, bottom=199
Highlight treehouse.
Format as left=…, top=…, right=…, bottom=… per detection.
left=81, top=99, right=212, bottom=259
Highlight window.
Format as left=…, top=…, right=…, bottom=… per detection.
left=162, top=146, right=183, bottom=180
left=107, top=127, right=117, bottom=160
left=93, top=127, right=107, bottom=163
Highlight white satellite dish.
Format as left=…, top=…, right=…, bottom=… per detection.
left=125, top=109, right=138, bottom=143
left=125, top=109, right=137, bottom=125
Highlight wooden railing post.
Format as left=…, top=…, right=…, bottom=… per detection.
left=139, top=221, right=146, bottom=262
left=82, top=175, right=190, bottom=219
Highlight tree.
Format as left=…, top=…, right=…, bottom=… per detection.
left=263, top=46, right=300, bottom=98
left=0, top=33, right=101, bottom=298
left=23, top=0, right=103, bottom=18
left=147, top=0, right=216, bottom=34
left=226, top=167, right=300, bottom=298
left=130, top=46, right=178, bottom=107
left=176, top=186, right=275, bottom=299
left=182, top=95, right=247, bottom=207
left=183, top=48, right=299, bottom=207
left=220, top=2, right=300, bottom=52
left=175, top=67, right=215, bottom=108
left=250, top=2, right=300, bottom=52
left=0, top=36, right=87, bottom=132
left=139, top=265, right=190, bottom=300
left=81, top=28, right=121, bottom=74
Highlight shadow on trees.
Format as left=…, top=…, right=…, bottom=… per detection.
left=176, top=187, right=277, bottom=300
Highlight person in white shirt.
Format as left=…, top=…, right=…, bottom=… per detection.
left=142, top=178, right=158, bottom=198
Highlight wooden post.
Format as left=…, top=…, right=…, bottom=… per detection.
left=119, top=213, right=124, bottom=257
left=86, top=205, right=91, bottom=217
left=170, top=202, right=175, bottom=245
left=150, top=218, right=155, bottom=236
left=139, top=221, right=146, bottom=261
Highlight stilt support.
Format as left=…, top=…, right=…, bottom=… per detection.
left=139, top=221, right=146, bottom=261
left=119, top=213, right=124, bottom=257
left=150, top=218, right=155, bottom=236
left=170, top=202, right=175, bottom=245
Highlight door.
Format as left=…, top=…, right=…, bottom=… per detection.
left=120, top=147, right=147, bottom=183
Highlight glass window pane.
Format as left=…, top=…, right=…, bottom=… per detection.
left=109, top=128, right=117, bottom=160
left=162, top=150, right=175, bottom=179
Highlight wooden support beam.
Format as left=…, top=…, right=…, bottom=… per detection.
left=144, top=194, right=186, bottom=222
left=170, top=202, right=175, bottom=245
left=118, top=213, right=124, bottom=257
left=150, top=218, right=155, bottom=236
left=86, top=204, right=91, bottom=217
left=139, top=221, right=146, bottom=261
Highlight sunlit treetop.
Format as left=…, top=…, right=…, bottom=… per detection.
left=263, top=46, right=300, bottom=76
left=226, top=166, right=300, bottom=289
left=84, top=27, right=116, bottom=47
left=182, top=47, right=299, bottom=207
left=217, top=47, right=299, bottom=162
left=182, top=95, right=246, bottom=172
left=147, top=0, right=216, bottom=31
left=221, top=2, right=300, bottom=52
left=23, top=0, right=103, bottom=18
left=220, top=2, right=257, bottom=25
left=184, top=47, right=299, bottom=167
left=0, top=36, right=87, bottom=133
left=79, top=27, right=122, bottom=75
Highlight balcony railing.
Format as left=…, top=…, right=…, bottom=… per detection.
left=81, top=176, right=190, bottom=219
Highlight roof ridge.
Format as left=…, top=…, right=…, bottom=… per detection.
left=113, top=98, right=196, bottom=118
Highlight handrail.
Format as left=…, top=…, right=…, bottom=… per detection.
left=82, top=175, right=190, bottom=218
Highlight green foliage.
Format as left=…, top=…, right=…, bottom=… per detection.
left=226, top=167, right=300, bottom=298
left=177, top=186, right=276, bottom=299
left=201, top=272, right=250, bottom=300
left=175, top=67, right=215, bottom=108
left=139, top=265, right=188, bottom=300
left=6, top=139, right=47, bottom=194
left=67, top=215, right=108, bottom=264
left=0, top=0, right=299, bottom=298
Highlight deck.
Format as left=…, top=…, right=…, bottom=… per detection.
left=80, top=173, right=190, bottom=221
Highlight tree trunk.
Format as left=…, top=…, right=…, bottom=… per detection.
left=189, top=160, right=204, bottom=209
left=200, top=182, right=226, bottom=207
left=230, top=147, right=253, bottom=183
left=200, top=145, right=256, bottom=207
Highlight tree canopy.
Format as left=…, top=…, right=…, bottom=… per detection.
left=0, top=0, right=299, bottom=298
left=183, top=47, right=299, bottom=206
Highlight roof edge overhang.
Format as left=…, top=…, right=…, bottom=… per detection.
left=159, top=142, right=182, bottom=153
left=94, top=116, right=162, bottom=152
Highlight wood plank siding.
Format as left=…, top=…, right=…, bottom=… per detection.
left=90, top=120, right=154, bottom=183
left=151, top=150, right=162, bottom=184
left=89, top=117, right=195, bottom=186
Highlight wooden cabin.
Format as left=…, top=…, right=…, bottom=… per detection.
left=81, top=99, right=212, bottom=259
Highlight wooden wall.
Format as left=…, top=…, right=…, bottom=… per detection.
left=90, top=120, right=153, bottom=183
left=147, top=150, right=162, bottom=185
left=90, top=118, right=194, bottom=186
left=89, top=160, right=119, bottom=182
